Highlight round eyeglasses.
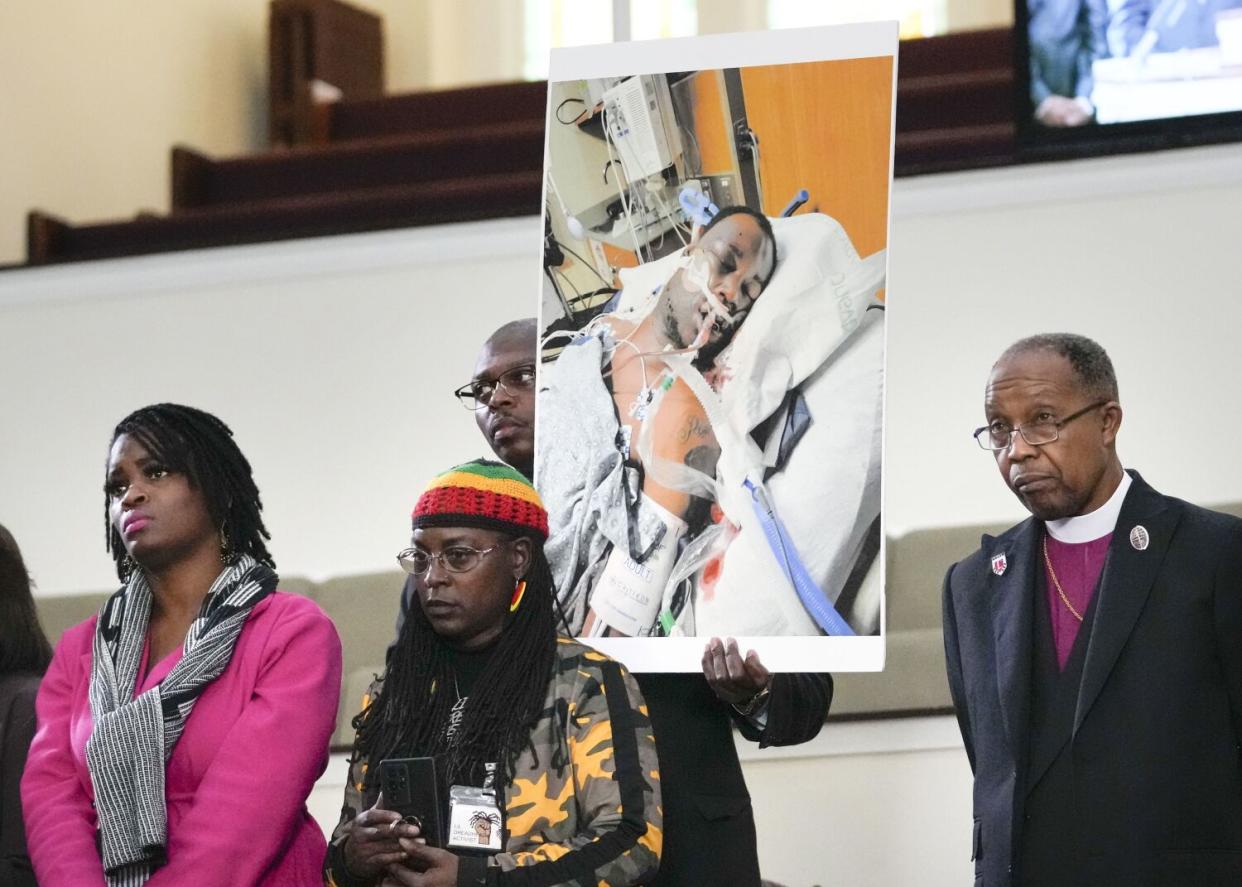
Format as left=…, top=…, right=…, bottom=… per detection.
left=973, top=400, right=1108, bottom=451
left=397, top=544, right=502, bottom=576
left=453, top=365, right=536, bottom=411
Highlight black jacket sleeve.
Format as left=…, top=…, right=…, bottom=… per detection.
left=733, top=672, right=833, bottom=747
left=942, top=561, right=976, bottom=773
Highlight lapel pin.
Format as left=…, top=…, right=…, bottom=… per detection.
left=1130, top=525, right=1149, bottom=551
left=991, top=552, right=1008, bottom=576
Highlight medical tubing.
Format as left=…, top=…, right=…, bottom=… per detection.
left=743, top=478, right=856, bottom=636
left=781, top=189, right=809, bottom=217
left=601, top=104, right=646, bottom=260
left=678, top=186, right=719, bottom=228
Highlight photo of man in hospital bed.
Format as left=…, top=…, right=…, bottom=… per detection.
left=537, top=204, right=886, bottom=640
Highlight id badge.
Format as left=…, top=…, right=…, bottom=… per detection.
left=447, top=785, right=503, bottom=852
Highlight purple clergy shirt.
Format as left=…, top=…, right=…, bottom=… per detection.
left=1043, top=533, right=1112, bottom=670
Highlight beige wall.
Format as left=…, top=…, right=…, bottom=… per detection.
left=741, top=733, right=975, bottom=886
left=0, top=0, right=517, bottom=266
left=885, top=143, right=1242, bottom=534
left=947, top=0, right=1012, bottom=30
left=699, top=0, right=1012, bottom=33
left=0, top=1, right=267, bottom=265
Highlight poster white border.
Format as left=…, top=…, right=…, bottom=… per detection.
left=549, top=21, right=899, bottom=82
left=537, top=21, right=898, bottom=672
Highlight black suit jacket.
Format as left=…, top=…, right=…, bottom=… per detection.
left=638, top=671, right=831, bottom=887
left=391, top=577, right=832, bottom=885
left=943, top=471, right=1242, bottom=886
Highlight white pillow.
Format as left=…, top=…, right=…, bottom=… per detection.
left=719, top=213, right=885, bottom=432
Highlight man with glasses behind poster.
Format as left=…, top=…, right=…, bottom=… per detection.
left=943, top=333, right=1242, bottom=886
left=454, top=320, right=539, bottom=481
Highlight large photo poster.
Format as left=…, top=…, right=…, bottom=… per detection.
left=534, top=23, right=897, bottom=670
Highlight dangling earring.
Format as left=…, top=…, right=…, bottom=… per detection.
left=219, top=521, right=233, bottom=564
left=121, top=554, right=137, bottom=581
left=509, top=579, right=527, bottom=613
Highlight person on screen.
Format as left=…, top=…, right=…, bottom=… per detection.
left=325, top=460, right=661, bottom=887
left=943, top=334, right=1242, bottom=885
left=433, top=318, right=831, bottom=887
left=21, top=404, right=341, bottom=887
left=1029, top=0, right=1109, bottom=126
left=1106, top=0, right=1242, bottom=58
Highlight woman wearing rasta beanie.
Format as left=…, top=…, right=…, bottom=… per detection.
left=326, top=460, right=662, bottom=887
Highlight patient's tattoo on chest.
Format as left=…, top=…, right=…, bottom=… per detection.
left=677, top=415, right=714, bottom=444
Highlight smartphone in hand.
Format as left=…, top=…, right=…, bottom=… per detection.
left=378, top=757, right=445, bottom=848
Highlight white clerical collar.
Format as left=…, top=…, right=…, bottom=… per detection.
left=1045, top=470, right=1132, bottom=543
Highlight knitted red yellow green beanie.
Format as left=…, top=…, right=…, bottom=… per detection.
left=412, top=459, right=548, bottom=540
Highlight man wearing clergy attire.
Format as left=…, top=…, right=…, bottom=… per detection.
left=942, top=333, right=1242, bottom=887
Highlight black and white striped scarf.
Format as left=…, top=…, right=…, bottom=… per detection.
left=85, top=554, right=277, bottom=886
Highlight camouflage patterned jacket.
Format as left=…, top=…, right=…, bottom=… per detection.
left=325, top=636, right=662, bottom=887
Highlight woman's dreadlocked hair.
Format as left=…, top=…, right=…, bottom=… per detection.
left=104, top=403, right=274, bottom=580
left=351, top=540, right=558, bottom=791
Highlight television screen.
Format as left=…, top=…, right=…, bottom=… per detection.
left=1019, top=0, right=1242, bottom=146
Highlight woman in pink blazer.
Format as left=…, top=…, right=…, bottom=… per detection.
left=22, top=404, right=341, bottom=887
